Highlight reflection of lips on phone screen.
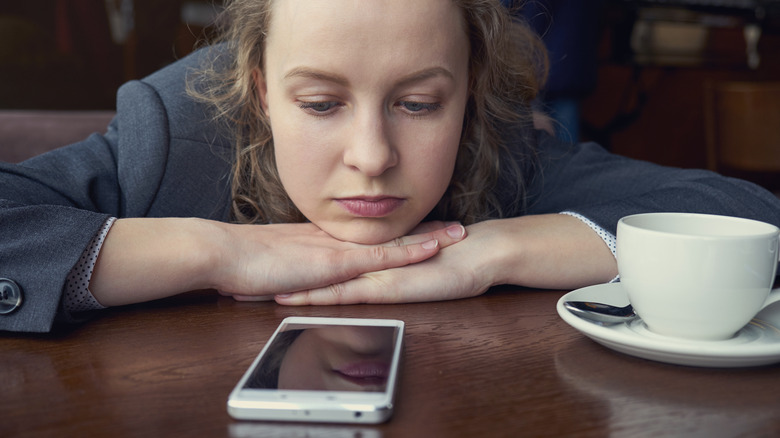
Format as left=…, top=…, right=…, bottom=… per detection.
left=334, top=361, right=390, bottom=389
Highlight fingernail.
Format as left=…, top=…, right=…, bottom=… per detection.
left=422, top=239, right=439, bottom=250
left=446, top=224, right=465, bottom=239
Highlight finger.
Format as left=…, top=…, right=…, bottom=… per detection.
left=260, top=239, right=441, bottom=295
left=383, top=223, right=466, bottom=249
left=346, top=238, right=441, bottom=271
left=274, top=264, right=456, bottom=306
left=318, top=230, right=461, bottom=293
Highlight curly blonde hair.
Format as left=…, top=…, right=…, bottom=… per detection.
left=191, top=0, right=547, bottom=225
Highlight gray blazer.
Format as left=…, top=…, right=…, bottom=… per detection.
left=2, top=47, right=779, bottom=333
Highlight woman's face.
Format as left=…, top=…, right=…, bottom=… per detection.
left=256, top=0, right=470, bottom=244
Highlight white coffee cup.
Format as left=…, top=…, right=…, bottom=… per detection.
left=617, top=212, right=780, bottom=340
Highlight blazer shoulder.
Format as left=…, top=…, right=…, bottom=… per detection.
left=128, top=45, right=234, bottom=148
left=112, top=47, right=233, bottom=219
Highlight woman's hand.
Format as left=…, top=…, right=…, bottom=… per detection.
left=273, top=214, right=618, bottom=305
left=89, top=218, right=466, bottom=307
left=215, top=221, right=468, bottom=301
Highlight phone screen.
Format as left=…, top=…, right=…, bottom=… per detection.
left=243, top=323, right=399, bottom=392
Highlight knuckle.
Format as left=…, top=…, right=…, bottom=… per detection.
left=368, top=245, right=391, bottom=263
left=326, top=283, right=350, bottom=304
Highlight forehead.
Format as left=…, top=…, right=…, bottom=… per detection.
left=264, top=0, right=468, bottom=78
left=267, top=0, right=465, bottom=37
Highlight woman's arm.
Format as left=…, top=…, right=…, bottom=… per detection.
left=89, top=218, right=468, bottom=307
left=478, top=214, right=617, bottom=289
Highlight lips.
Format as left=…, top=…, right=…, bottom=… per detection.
left=335, top=197, right=404, bottom=217
left=333, top=361, right=390, bottom=387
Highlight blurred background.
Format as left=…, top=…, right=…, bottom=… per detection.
left=0, top=0, right=221, bottom=109
left=1, top=0, right=779, bottom=191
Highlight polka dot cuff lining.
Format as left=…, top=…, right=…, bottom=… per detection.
left=62, top=217, right=116, bottom=313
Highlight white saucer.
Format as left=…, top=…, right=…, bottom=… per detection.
left=557, top=283, right=780, bottom=367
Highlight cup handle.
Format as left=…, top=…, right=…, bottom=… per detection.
left=758, top=235, right=780, bottom=308
left=771, top=235, right=780, bottom=305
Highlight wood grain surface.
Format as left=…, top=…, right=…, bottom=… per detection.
left=2, top=287, right=779, bottom=437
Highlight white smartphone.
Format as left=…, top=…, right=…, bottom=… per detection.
left=227, top=317, right=404, bottom=424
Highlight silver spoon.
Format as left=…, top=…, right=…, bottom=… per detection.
left=564, top=300, right=639, bottom=325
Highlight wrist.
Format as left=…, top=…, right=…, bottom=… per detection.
left=474, top=215, right=618, bottom=290
left=181, top=218, right=229, bottom=291
left=471, top=218, right=527, bottom=288
left=198, top=219, right=244, bottom=293
left=90, top=217, right=224, bottom=306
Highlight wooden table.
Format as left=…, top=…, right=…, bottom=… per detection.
left=2, top=287, right=779, bottom=437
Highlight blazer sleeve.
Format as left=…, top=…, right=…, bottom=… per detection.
left=522, top=131, right=780, bottom=234
left=0, top=48, right=233, bottom=333
left=0, top=131, right=117, bottom=333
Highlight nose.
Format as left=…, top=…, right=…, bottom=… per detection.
left=342, top=109, right=398, bottom=176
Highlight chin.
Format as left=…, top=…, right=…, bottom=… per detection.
left=320, top=221, right=413, bottom=245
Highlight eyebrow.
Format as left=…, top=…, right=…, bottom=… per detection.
left=284, top=68, right=349, bottom=86
left=396, top=67, right=455, bottom=88
left=283, top=66, right=455, bottom=88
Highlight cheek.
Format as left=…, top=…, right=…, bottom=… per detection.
left=402, top=120, right=462, bottom=194
left=272, top=118, right=333, bottom=199
left=266, top=89, right=322, bottom=195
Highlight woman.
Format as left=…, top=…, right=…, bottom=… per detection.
left=1, top=0, right=779, bottom=333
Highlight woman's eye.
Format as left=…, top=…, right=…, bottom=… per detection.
left=298, top=101, right=340, bottom=114
left=398, top=101, right=442, bottom=115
